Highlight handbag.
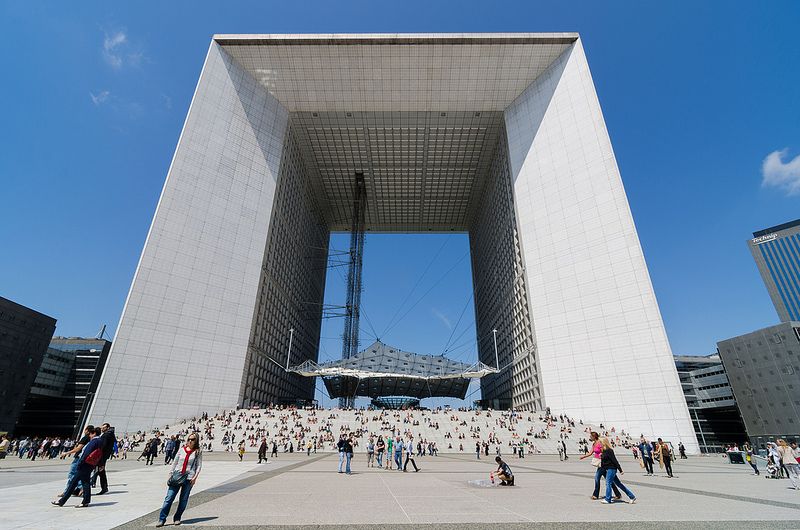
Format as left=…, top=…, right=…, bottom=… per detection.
left=590, top=457, right=601, bottom=468
left=168, top=470, right=188, bottom=487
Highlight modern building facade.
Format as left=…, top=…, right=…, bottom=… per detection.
left=717, top=322, right=800, bottom=448
left=0, top=296, right=57, bottom=434
left=17, top=337, right=111, bottom=437
left=674, top=354, right=747, bottom=452
left=748, top=218, right=800, bottom=322
left=88, top=33, right=698, bottom=452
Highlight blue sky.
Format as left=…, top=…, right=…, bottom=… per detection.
left=1, top=1, right=799, bottom=406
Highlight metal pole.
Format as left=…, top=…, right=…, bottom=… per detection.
left=492, top=329, right=499, bottom=369
left=692, top=407, right=708, bottom=453
left=285, top=328, right=295, bottom=370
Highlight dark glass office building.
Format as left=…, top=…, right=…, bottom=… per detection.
left=0, top=296, right=57, bottom=434
left=674, top=354, right=747, bottom=452
left=749, top=219, right=800, bottom=322
left=16, top=337, right=111, bottom=437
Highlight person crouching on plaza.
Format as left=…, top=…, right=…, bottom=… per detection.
left=156, top=433, right=202, bottom=527
left=495, top=456, right=514, bottom=486
left=599, top=437, right=636, bottom=504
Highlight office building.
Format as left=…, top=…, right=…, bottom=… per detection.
left=0, top=296, right=57, bottom=434
left=17, top=337, right=112, bottom=437
left=717, top=322, right=800, bottom=448
left=748, top=218, right=800, bottom=322
left=88, top=33, right=698, bottom=452
left=674, top=354, right=747, bottom=452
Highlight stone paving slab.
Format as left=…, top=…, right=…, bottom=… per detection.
left=0, top=454, right=305, bottom=529
left=4, top=452, right=800, bottom=529
left=117, top=453, right=800, bottom=527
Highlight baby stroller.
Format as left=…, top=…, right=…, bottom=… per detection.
left=765, top=460, right=781, bottom=479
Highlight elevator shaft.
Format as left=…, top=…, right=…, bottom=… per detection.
left=340, top=172, right=366, bottom=408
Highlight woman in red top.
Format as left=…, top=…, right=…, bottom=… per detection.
left=156, top=433, right=203, bottom=527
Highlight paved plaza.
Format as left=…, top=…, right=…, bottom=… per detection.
left=1, top=452, right=799, bottom=529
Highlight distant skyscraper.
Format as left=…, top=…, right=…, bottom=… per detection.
left=0, top=296, right=56, bottom=434
left=748, top=219, right=800, bottom=322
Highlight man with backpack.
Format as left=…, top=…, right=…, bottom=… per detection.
left=52, top=426, right=102, bottom=508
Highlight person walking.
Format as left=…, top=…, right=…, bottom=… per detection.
left=366, top=437, right=375, bottom=468
left=655, top=438, right=674, bottom=478
left=52, top=427, right=102, bottom=508
left=92, top=423, right=116, bottom=495
left=386, top=436, right=394, bottom=470
left=743, top=442, right=760, bottom=475
left=580, top=431, right=620, bottom=500
left=156, top=433, right=203, bottom=527
left=271, top=440, right=278, bottom=458
left=777, top=439, right=800, bottom=489
left=237, top=441, right=245, bottom=462
left=163, top=436, right=176, bottom=465
left=343, top=434, right=354, bottom=475
left=599, top=438, right=636, bottom=504
left=394, top=436, right=404, bottom=471
left=638, top=437, right=655, bottom=476
left=403, top=435, right=419, bottom=472
left=58, top=425, right=92, bottom=499
left=476, top=441, right=481, bottom=460
left=258, top=438, right=268, bottom=464
left=375, top=435, right=385, bottom=468
left=147, top=436, right=161, bottom=466
left=678, top=442, right=687, bottom=459
left=337, top=434, right=347, bottom=473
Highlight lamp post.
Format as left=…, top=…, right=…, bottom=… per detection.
left=285, top=328, right=295, bottom=370
left=492, top=329, right=499, bottom=369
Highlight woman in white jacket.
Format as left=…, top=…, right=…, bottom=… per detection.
left=156, top=433, right=202, bottom=527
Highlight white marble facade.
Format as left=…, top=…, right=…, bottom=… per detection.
left=89, top=42, right=289, bottom=432
left=505, top=40, right=698, bottom=451
left=90, top=34, right=699, bottom=452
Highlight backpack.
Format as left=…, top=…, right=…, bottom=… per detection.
left=85, top=447, right=103, bottom=467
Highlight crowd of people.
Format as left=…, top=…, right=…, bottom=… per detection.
left=1, top=403, right=797, bottom=525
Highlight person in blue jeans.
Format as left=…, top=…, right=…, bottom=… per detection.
left=394, top=436, right=404, bottom=471
left=58, top=425, right=92, bottom=497
left=157, top=433, right=202, bottom=527
left=342, top=435, right=354, bottom=475
left=52, top=427, right=101, bottom=508
left=337, top=434, right=347, bottom=473
left=599, top=438, right=636, bottom=504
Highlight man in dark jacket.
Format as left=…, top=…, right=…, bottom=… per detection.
left=53, top=428, right=101, bottom=507
left=92, top=423, right=116, bottom=494
left=258, top=438, right=268, bottom=464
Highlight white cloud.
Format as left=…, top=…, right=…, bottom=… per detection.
left=90, top=90, right=110, bottom=106
left=432, top=308, right=452, bottom=330
left=161, top=93, right=173, bottom=110
left=762, top=148, right=800, bottom=195
left=102, top=30, right=127, bottom=69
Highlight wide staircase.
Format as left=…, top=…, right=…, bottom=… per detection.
left=151, top=407, right=635, bottom=456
